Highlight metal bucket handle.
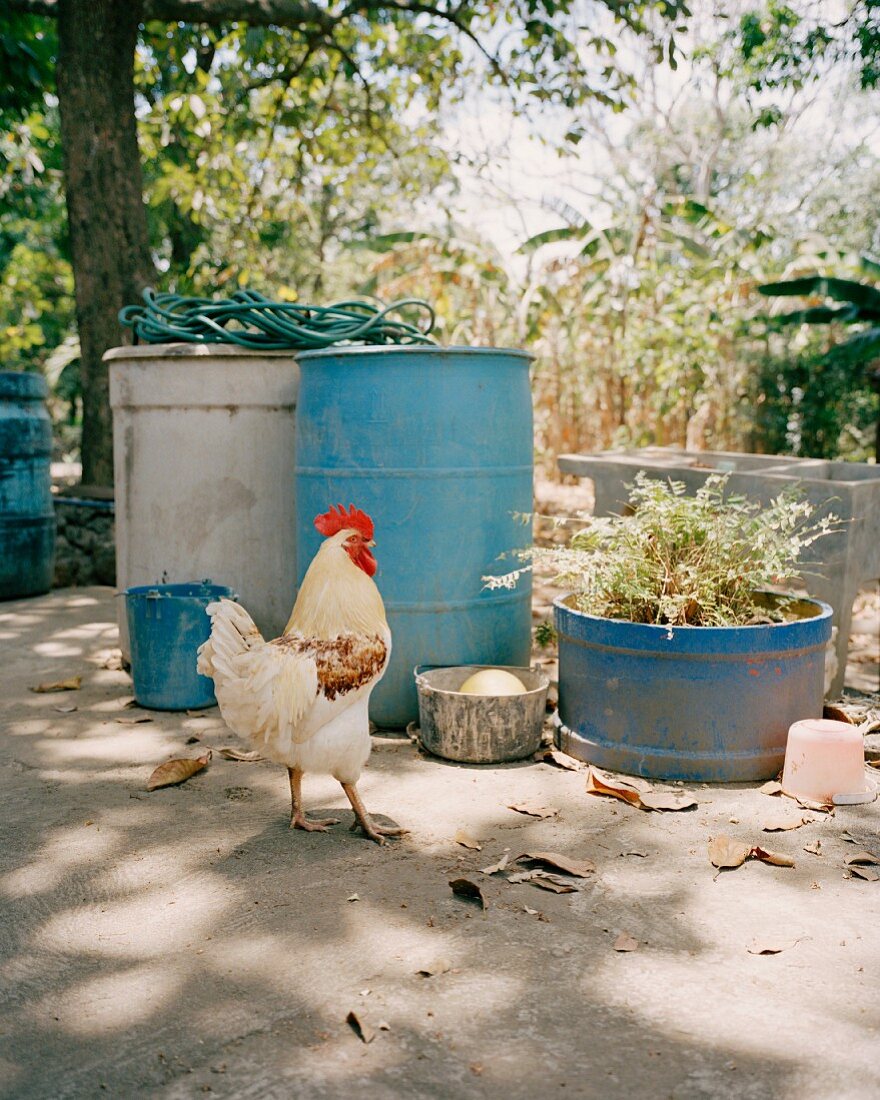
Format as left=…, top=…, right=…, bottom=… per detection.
left=117, top=580, right=238, bottom=622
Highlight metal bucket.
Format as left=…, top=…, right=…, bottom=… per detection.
left=415, top=664, right=549, bottom=764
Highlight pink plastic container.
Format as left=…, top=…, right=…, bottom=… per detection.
left=782, top=719, right=872, bottom=804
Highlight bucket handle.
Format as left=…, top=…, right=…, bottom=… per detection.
left=115, top=578, right=235, bottom=599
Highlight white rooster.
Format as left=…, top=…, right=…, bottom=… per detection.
left=197, top=503, right=405, bottom=844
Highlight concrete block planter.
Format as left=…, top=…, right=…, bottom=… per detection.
left=558, top=446, right=880, bottom=696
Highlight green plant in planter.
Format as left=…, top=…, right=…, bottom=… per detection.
left=487, top=474, right=839, bottom=783
left=489, top=472, right=837, bottom=626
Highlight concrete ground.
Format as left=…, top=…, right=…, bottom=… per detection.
left=2, top=587, right=880, bottom=1100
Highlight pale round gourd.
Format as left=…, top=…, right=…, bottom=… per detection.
left=457, top=668, right=527, bottom=696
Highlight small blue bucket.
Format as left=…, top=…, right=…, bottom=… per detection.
left=124, top=581, right=236, bottom=710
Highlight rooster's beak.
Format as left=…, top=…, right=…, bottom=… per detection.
left=367, top=539, right=376, bottom=548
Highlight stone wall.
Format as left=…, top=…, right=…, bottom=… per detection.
left=53, top=500, right=116, bottom=587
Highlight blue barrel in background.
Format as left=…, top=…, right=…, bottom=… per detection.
left=125, top=581, right=236, bottom=710
left=0, top=371, right=56, bottom=599
left=295, top=346, right=534, bottom=728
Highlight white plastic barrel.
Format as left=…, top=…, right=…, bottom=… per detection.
left=106, top=344, right=298, bottom=660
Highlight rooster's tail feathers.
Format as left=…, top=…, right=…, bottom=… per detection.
left=197, top=599, right=318, bottom=754
left=196, top=598, right=263, bottom=679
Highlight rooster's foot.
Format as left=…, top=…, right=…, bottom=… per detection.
left=350, top=819, right=409, bottom=846
left=340, top=781, right=407, bottom=845
left=290, top=813, right=340, bottom=832
left=349, top=822, right=407, bottom=844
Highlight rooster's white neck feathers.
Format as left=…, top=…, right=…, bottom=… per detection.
left=285, top=530, right=387, bottom=639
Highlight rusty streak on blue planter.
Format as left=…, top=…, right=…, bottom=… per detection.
left=554, top=594, right=833, bottom=782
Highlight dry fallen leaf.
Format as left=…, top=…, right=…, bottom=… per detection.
left=708, top=836, right=794, bottom=870
left=586, top=767, right=695, bottom=812
left=218, top=747, right=263, bottom=762
left=31, top=676, right=82, bottom=694
left=346, top=1010, right=375, bottom=1044
left=823, top=704, right=854, bottom=724
left=507, top=802, right=559, bottom=819
left=639, top=791, right=698, bottom=812
left=528, top=875, right=578, bottom=894
left=53, top=703, right=78, bottom=714
left=795, top=796, right=833, bottom=814
left=845, top=851, right=880, bottom=866
left=507, top=870, right=536, bottom=884
left=449, top=878, right=487, bottom=909
left=416, top=959, right=451, bottom=977
left=613, top=932, right=639, bottom=952
left=751, top=846, right=795, bottom=868
left=146, top=751, right=211, bottom=791
left=747, top=938, right=800, bottom=955
left=536, top=748, right=581, bottom=771
left=619, top=849, right=649, bottom=858
left=759, top=780, right=783, bottom=796
left=803, top=839, right=823, bottom=856
left=454, top=828, right=482, bottom=851
left=347, top=893, right=360, bottom=903
left=848, top=866, right=879, bottom=882
left=479, top=853, right=510, bottom=875
left=585, top=767, right=644, bottom=807
left=514, top=851, right=596, bottom=878
left=523, top=905, right=539, bottom=915
left=508, top=869, right=579, bottom=893
left=761, top=816, right=811, bottom=832
left=116, top=716, right=153, bottom=725
left=708, top=835, right=752, bottom=869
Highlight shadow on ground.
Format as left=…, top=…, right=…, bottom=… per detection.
left=1, top=588, right=879, bottom=1100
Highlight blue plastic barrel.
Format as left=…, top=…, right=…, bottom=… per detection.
left=0, top=371, right=56, bottom=598
left=295, top=346, right=534, bottom=727
left=125, top=582, right=236, bottom=710
left=554, top=594, right=833, bottom=782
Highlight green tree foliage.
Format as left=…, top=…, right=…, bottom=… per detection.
left=135, top=21, right=453, bottom=298
left=0, top=14, right=74, bottom=396
left=755, top=265, right=880, bottom=458
left=1, top=0, right=692, bottom=474
left=734, top=1, right=880, bottom=96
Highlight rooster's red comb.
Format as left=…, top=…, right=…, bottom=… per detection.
left=314, top=503, right=374, bottom=541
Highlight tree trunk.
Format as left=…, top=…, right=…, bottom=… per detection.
left=56, top=0, right=153, bottom=486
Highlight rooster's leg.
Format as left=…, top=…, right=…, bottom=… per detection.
left=341, top=782, right=408, bottom=846
left=288, top=767, right=340, bottom=831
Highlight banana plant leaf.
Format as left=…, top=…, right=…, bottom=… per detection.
left=771, top=305, right=862, bottom=325
left=825, top=328, right=880, bottom=364
left=862, top=254, right=880, bottom=276
left=758, top=276, right=880, bottom=316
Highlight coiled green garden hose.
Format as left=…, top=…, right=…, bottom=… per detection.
left=119, top=288, right=436, bottom=349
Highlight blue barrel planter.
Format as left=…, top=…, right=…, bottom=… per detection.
left=295, top=346, right=534, bottom=728
left=0, top=371, right=55, bottom=598
left=125, top=582, right=236, bottom=710
left=554, top=594, right=833, bottom=782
